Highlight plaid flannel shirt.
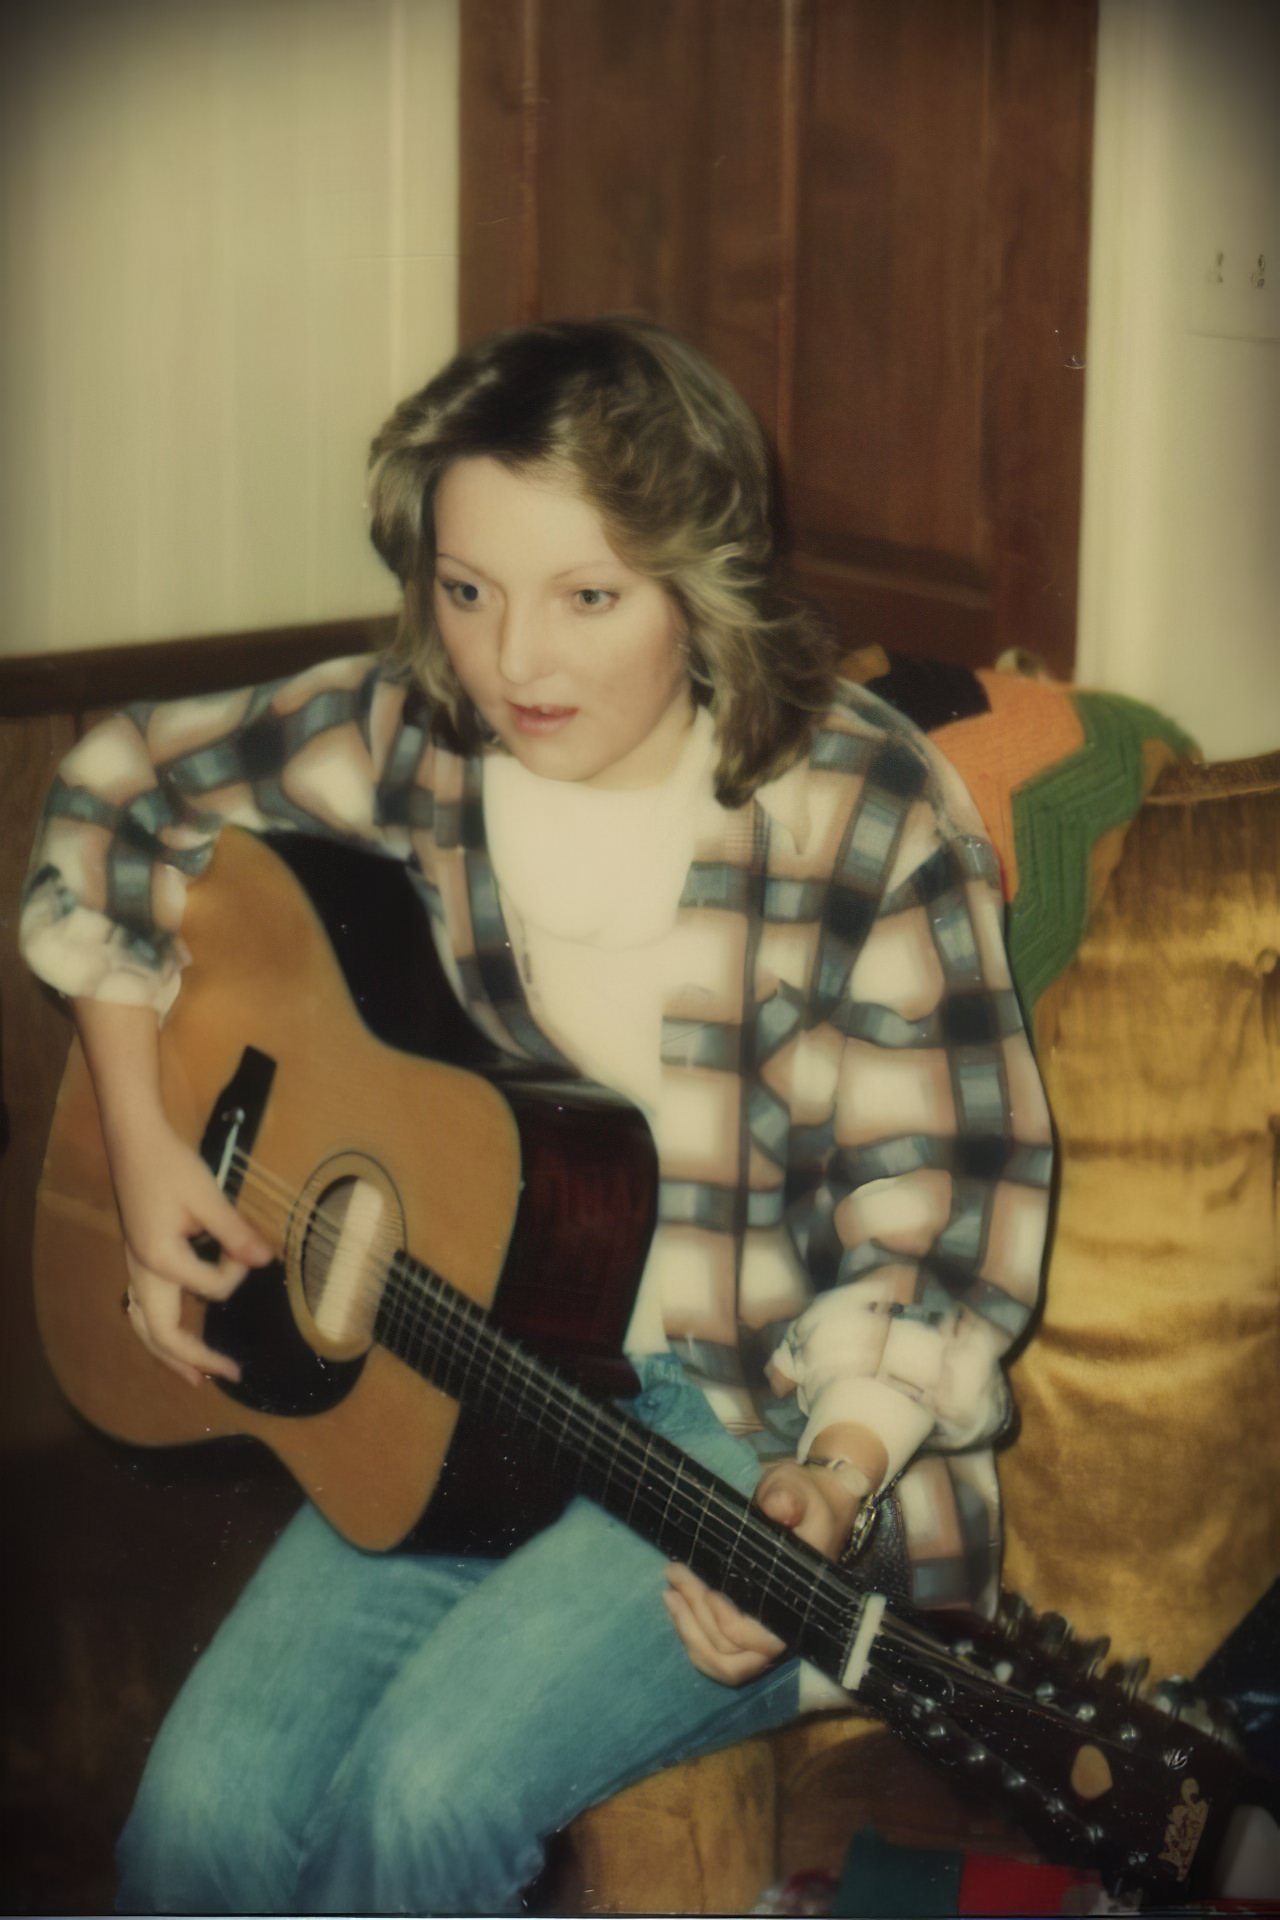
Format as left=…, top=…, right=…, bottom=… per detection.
left=22, top=653, right=1053, bottom=1614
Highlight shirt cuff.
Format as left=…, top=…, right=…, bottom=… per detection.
left=797, top=1377, right=935, bottom=1493
left=20, top=902, right=183, bottom=1017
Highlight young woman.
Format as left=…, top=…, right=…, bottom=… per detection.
left=21, top=316, right=1053, bottom=1914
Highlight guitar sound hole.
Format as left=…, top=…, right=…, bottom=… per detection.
left=295, top=1163, right=401, bottom=1358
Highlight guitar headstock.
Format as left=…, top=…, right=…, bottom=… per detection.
left=864, top=1587, right=1257, bottom=1899
left=988, top=1590, right=1244, bottom=1749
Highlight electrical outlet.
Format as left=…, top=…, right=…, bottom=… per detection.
left=1189, top=243, right=1279, bottom=342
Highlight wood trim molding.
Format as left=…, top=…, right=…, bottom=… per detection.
left=0, top=617, right=394, bottom=721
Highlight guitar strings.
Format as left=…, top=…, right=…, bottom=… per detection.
left=217, top=1154, right=908, bottom=1672
left=220, top=1145, right=1192, bottom=1809
left=220, top=1146, right=1115, bottom=1712
left=215, top=1146, right=1174, bottom=1755
left=185, top=1144, right=1197, bottom=1881
left=218, top=1149, right=1130, bottom=1716
left=205, top=1149, right=1211, bottom=1864
left=220, top=1145, right=879, bottom=1653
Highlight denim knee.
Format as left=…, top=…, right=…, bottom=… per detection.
left=116, top=1732, right=298, bottom=1914
left=295, top=1725, right=545, bottom=1915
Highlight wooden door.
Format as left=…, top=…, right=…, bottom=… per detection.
left=460, top=0, right=1096, bottom=676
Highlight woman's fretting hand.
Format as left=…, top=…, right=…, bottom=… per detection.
left=662, top=1456, right=869, bottom=1685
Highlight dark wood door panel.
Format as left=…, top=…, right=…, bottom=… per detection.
left=534, top=2, right=716, bottom=330
left=982, top=0, right=1097, bottom=665
left=459, top=0, right=1095, bottom=676
left=791, top=0, right=993, bottom=571
left=462, top=0, right=791, bottom=433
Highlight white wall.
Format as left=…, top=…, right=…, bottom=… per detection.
left=0, top=0, right=459, bottom=659
left=8, top=0, right=1276, bottom=756
left=1078, top=0, right=1280, bottom=758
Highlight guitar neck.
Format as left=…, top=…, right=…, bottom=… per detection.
left=376, top=1249, right=1272, bottom=1899
left=375, top=1251, right=868, bottom=1681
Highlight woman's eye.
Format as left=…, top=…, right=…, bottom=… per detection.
left=573, top=588, right=616, bottom=612
left=439, top=579, right=481, bottom=609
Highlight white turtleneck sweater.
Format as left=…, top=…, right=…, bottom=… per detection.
left=482, top=708, right=717, bottom=1355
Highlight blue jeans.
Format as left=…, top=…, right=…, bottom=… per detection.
left=116, top=1354, right=805, bottom=1914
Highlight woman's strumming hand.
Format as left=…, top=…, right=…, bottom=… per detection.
left=663, top=1456, right=869, bottom=1686
left=111, top=1115, right=273, bottom=1388
left=73, top=997, right=272, bottom=1388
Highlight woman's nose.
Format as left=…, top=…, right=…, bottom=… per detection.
left=496, top=603, right=552, bottom=686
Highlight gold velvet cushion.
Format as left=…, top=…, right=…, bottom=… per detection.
left=1001, top=754, right=1280, bottom=1678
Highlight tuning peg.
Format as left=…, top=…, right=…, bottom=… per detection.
left=1151, top=1676, right=1200, bottom=1718
left=997, top=1591, right=1031, bottom=1638
left=1033, top=1610, right=1073, bottom=1653
left=1106, top=1656, right=1151, bottom=1699
left=1070, top=1633, right=1111, bottom=1677
left=1151, top=1678, right=1245, bottom=1748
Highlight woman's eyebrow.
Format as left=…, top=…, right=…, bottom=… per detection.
left=550, top=558, right=625, bottom=582
left=435, top=551, right=625, bottom=584
left=434, top=550, right=495, bottom=583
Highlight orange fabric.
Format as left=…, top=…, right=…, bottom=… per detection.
left=931, top=672, right=1086, bottom=900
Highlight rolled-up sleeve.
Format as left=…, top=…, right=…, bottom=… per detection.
left=20, top=655, right=410, bottom=1014
left=772, top=776, right=1054, bottom=1489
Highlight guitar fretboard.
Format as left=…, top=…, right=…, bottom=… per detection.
left=369, top=1246, right=1254, bottom=1897
left=374, top=1248, right=869, bottom=1683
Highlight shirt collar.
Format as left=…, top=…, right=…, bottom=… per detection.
left=754, top=750, right=813, bottom=853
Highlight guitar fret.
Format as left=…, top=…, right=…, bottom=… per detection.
left=658, top=1451, right=686, bottom=1536
left=685, top=1471, right=708, bottom=1567
left=624, top=1434, right=653, bottom=1532
left=721, top=1505, right=749, bottom=1591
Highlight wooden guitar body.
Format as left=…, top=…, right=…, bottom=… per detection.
left=34, top=829, right=655, bottom=1553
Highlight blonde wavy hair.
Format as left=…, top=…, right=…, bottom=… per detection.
left=366, top=316, right=840, bottom=807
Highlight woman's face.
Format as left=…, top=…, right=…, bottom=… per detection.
left=432, top=457, right=694, bottom=789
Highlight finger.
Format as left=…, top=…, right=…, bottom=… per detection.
left=757, top=1476, right=809, bottom=1530
left=127, top=1273, right=241, bottom=1384
left=702, top=1585, right=786, bottom=1658
left=153, top=1315, right=241, bottom=1384
left=666, top=1597, right=777, bottom=1683
left=135, top=1238, right=246, bottom=1300
left=666, top=1568, right=744, bottom=1658
left=756, top=1464, right=853, bottom=1558
left=126, top=1295, right=233, bottom=1387
left=661, top=1589, right=775, bottom=1684
left=668, top=1566, right=782, bottom=1656
left=198, top=1180, right=273, bottom=1267
left=665, top=1564, right=785, bottom=1659
left=135, top=1230, right=259, bottom=1301
left=125, top=1294, right=203, bottom=1389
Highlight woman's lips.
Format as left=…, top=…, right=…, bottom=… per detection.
left=509, top=703, right=578, bottom=735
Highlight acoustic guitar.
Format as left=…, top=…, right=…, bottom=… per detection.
left=34, top=828, right=1278, bottom=1902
